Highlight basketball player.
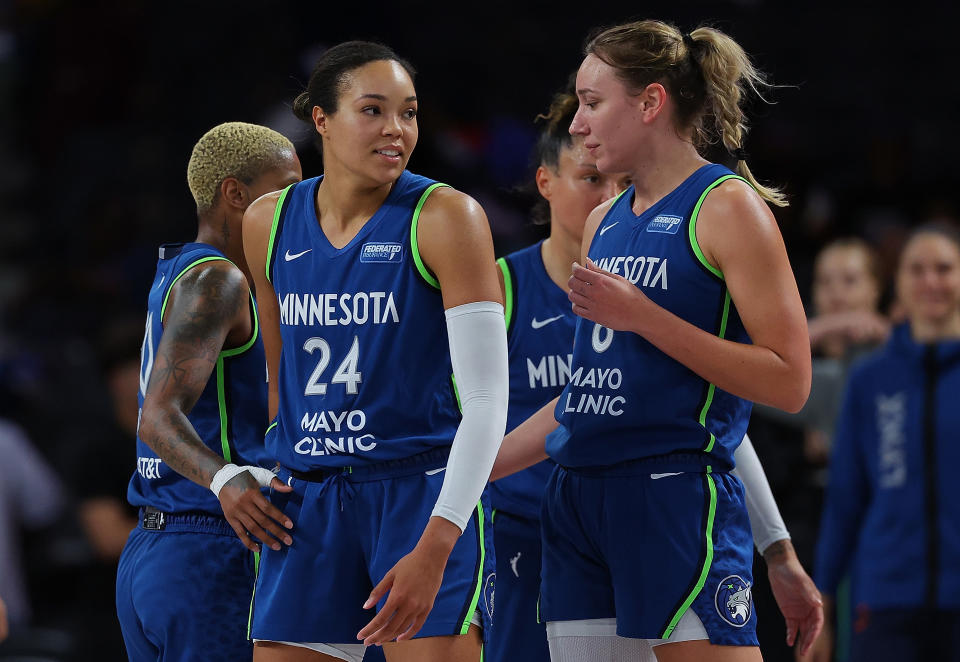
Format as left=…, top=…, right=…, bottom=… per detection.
left=243, top=41, right=508, bottom=662
left=493, top=20, right=813, bottom=662
left=116, top=122, right=302, bottom=661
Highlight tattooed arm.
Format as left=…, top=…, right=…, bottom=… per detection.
left=138, top=261, right=292, bottom=552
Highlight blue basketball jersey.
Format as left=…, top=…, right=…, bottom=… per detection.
left=266, top=170, right=461, bottom=471
left=546, top=164, right=753, bottom=470
left=127, top=242, right=271, bottom=514
left=488, top=242, right=574, bottom=519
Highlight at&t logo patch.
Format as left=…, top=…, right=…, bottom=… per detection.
left=360, top=242, right=403, bottom=263
left=715, top=575, right=752, bottom=627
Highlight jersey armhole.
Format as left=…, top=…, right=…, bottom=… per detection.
left=687, top=174, right=751, bottom=281
left=409, top=182, right=451, bottom=289
left=497, top=257, right=515, bottom=336
left=161, top=257, right=258, bottom=357
left=265, top=184, right=295, bottom=284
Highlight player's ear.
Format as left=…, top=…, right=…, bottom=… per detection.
left=220, top=177, right=246, bottom=210
left=313, top=106, right=329, bottom=137
left=535, top=166, right=553, bottom=201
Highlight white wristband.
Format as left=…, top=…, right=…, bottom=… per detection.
left=210, top=463, right=277, bottom=498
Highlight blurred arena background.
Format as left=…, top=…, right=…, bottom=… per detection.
left=0, top=1, right=958, bottom=660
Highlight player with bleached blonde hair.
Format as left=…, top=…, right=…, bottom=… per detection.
left=116, top=121, right=302, bottom=662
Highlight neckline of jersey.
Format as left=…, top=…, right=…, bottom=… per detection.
left=622, top=163, right=715, bottom=224
left=306, top=172, right=407, bottom=258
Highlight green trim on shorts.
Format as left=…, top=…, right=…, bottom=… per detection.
left=265, top=184, right=294, bottom=284
left=698, top=290, right=732, bottom=453
left=409, top=183, right=451, bottom=289
left=459, top=501, right=486, bottom=635
left=247, top=550, right=260, bottom=639
left=661, top=471, right=717, bottom=638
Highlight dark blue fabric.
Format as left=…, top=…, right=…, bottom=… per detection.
left=486, top=511, right=550, bottom=662
left=127, top=242, right=270, bottom=515
left=815, top=323, right=960, bottom=609
left=116, top=517, right=256, bottom=661
left=252, top=457, right=494, bottom=645
left=267, top=171, right=461, bottom=471
left=547, top=164, right=752, bottom=469
left=489, top=241, right=572, bottom=519
left=539, top=463, right=757, bottom=645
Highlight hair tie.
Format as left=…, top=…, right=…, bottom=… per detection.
left=730, top=147, right=749, bottom=161
left=682, top=33, right=697, bottom=48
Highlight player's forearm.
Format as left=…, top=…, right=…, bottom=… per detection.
left=139, top=404, right=227, bottom=488
left=490, top=396, right=557, bottom=481
left=631, top=301, right=810, bottom=412
left=733, top=434, right=790, bottom=553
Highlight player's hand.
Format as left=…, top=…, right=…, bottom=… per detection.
left=219, top=471, right=293, bottom=553
left=765, top=540, right=824, bottom=657
left=796, top=620, right=832, bottom=662
left=568, top=259, right=649, bottom=332
left=0, top=593, right=8, bottom=643
left=357, top=517, right=459, bottom=646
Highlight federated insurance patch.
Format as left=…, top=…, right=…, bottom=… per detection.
left=645, top=215, right=684, bottom=234
left=360, top=242, right=403, bottom=263
left=715, top=575, right=753, bottom=627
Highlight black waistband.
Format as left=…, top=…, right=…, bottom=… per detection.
left=138, top=506, right=233, bottom=535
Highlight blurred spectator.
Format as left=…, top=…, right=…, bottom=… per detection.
left=0, top=419, right=63, bottom=628
left=799, top=239, right=890, bottom=463
left=748, top=238, right=889, bottom=661
left=810, top=225, right=960, bottom=661
left=67, top=318, right=139, bottom=561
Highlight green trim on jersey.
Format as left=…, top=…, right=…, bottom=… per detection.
left=247, top=550, right=260, bottom=639
left=159, top=256, right=230, bottom=321
left=687, top=174, right=749, bottom=280
left=698, top=290, right=733, bottom=453
left=215, top=357, right=233, bottom=463
left=409, top=183, right=451, bottom=289
left=496, top=257, right=514, bottom=334
left=265, top=184, right=294, bottom=284
left=159, top=257, right=259, bottom=464
left=265, top=421, right=277, bottom=435
left=451, top=374, right=462, bottom=412
left=459, top=500, right=487, bottom=635
left=221, top=294, right=260, bottom=358
left=661, top=471, right=717, bottom=638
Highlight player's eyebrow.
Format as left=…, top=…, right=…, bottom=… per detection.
left=357, top=94, right=418, bottom=102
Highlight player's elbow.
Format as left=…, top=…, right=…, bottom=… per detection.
left=776, top=366, right=812, bottom=414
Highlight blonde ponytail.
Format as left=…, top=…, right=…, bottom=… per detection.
left=688, top=27, right=788, bottom=207
left=586, top=20, right=788, bottom=207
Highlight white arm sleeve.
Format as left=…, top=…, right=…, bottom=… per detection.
left=732, top=433, right=790, bottom=554
left=431, top=301, right=509, bottom=532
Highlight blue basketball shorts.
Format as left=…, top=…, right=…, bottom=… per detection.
left=115, top=509, right=257, bottom=662
left=251, top=448, right=495, bottom=646
left=486, top=510, right=550, bottom=662
left=539, top=457, right=758, bottom=646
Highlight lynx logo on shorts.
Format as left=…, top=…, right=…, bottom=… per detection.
left=646, top=215, right=683, bottom=234
left=483, top=572, right=496, bottom=619
left=715, top=575, right=752, bottom=627
left=360, top=242, right=403, bottom=263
